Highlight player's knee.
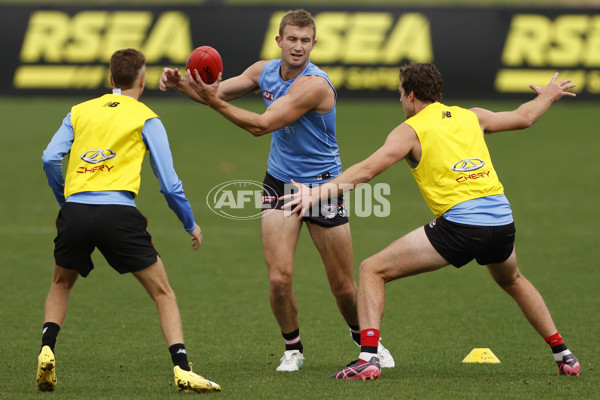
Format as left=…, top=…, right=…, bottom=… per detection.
left=52, top=280, right=76, bottom=293
left=52, top=273, right=78, bottom=291
left=330, top=282, right=356, bottom=303
left=150, top=282, right=177, bottom=303
left=269, top=274, right=293, bottom=298
left=358, top=258, right=379, bottom=278
left=493, top=269, right=521, bottom=289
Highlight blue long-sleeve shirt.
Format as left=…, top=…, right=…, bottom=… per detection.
left=42, top=107, right=196, bottom=233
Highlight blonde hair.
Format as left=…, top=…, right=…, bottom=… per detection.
left=279, top=9, right=316, bottom=39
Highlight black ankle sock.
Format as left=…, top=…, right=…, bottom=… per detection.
left=552, top=343, right=568, bottom=354
left=169, top=343, right=190, bottom=371
left=41, top=322, right=60, bottom=352
left=282, top=328, right=303, bottom=353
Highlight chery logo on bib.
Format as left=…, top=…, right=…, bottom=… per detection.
left=451, top=158, right=485, bottom=172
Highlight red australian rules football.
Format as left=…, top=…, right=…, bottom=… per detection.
left=186, top=46, right=223, bottom=84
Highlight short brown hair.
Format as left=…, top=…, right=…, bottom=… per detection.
left=279, top=9, right=316, bottom=39
left=399, top=63, right=443, bottom=103
left=110, top=48, right=145, bottom=90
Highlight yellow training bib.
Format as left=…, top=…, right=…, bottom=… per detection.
left=405, top=102, right=504, bottom=216
left=64, top=94, right=158, bottom=199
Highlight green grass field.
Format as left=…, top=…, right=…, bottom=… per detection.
left=0, top=95, right=598, bottom=399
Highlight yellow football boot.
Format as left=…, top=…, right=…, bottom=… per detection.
left=174, top=364, right=221, bottom=393
left=36, top=345, right=57, bottom=391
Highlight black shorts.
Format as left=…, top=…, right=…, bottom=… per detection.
left=54, top=203, right=159, bottom=277
left=261, top=172, right=349, bottom=228
left=424, top=217, right=515, bottom=268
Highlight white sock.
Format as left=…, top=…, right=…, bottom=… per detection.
left=359, top=352, right=378, bottom=362
left=554, top=349, right=572, bottom=362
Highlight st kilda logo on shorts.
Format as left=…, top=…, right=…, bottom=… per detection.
left=321, top=203, right=347, bottom=219
left=321, top=204, right=338, bottom=219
